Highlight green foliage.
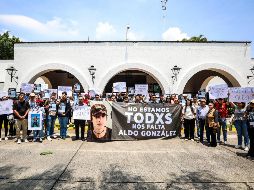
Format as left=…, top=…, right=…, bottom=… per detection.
left=182, top=35, right=208, bottom=42
left=0, top=31, right=21, bottom=60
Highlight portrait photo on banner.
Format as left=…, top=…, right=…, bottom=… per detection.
left=87, top=101, right=112, bottom=142
left=28, top=111, right=43, bottom=130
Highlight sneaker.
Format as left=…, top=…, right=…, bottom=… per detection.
left=235, top=145, right=241, bottom=149
left=185, top=138, right=189, bottom=141
left=191, top=139, right=195, bottom=142
left=5, top=137, right=8, bottom=141
left=39, top=138, right=43, bottom=143
left=224, top=141, right=227, bottom=145
left=0, top=138, right=1, bottom=142
left=53, top=135, right=57, bottom=139
left=33, top=139, right=37, bottom=142
left=244, top=146, right=249, bottom=151
left=47, top=136, right=52, bottom=141
left=24, top=139, right=28, bottom=143
left=17, top=139, right=21, bottom=144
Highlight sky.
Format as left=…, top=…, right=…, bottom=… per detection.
left=0, top=0, right=254, bottom=56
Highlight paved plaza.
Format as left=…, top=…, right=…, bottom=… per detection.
left=0, top=131, right=253, bottom=190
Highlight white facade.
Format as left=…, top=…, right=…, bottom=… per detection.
left=1, top=41, right=253, bottom=94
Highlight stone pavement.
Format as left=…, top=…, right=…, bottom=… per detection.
left=0, top=131, right=253, bottom=190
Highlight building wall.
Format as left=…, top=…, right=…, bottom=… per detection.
left=0, top=60, right=15, bottom=91
left=1, top=41, right=252, bottom=94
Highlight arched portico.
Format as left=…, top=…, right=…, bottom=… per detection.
left=98, top=63, right=169, bottom=94
left=18, top=63, right=90, bottom=92
left=176, top=63, right=245, bottom=94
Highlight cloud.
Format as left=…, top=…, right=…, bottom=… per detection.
left=162, top=27, right=189, bottom=41
left=95, top=22, right=116, bottom=40
left=0, top=14, right=79, bottom=37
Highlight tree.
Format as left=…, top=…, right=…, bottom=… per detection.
left=0, top=31, right=21, bottom=60
left=182, top=35, right=207, bottom=42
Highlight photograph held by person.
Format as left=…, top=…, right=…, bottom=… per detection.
left=87, top=104, right=112, bottom=142
left=206, top=103, right=219, bottom=147
left=0, top=96, right=10, bottom=141
left=13, top=92, right=30, bottom=144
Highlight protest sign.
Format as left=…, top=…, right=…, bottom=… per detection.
left=0, top=99, right=13, bottom=115
left=73, top=105, right=91, bottom=120
left=21, top=83, right=34, bottom=93
left=113, top=82, right=126, bottom=93
left=128, top=87, right=135, bottom=94
left=135, top=84, right=148, bottom=96
left=41, top=84, right=48, bottom=91
left=74, top=83, right=81, bottom=93
left=28, top=111, right=43, bottom=130
left=57, top=86, right=72, bottom=98
left=34, top=84, right=41, bottom=93
left=112, top=103, right=181, bottom=140
left=8, top=88, right=16, bottom=98
left=208, top=84, right=228, bottom=99
left=229, top=87, right=254, bottom=102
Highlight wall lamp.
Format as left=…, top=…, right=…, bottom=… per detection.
left=6, top=66, right=18, bottom=84
left=88, top=65, right=96, bottom=85
left=171, top=65, right=181, bottom=84
left=247, top=66, right=254, bottom=84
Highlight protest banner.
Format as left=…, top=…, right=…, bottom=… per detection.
left=73, top=105, right=91, bottom=120
left=0, top=99, right=13, bottom=115
left=113, top=82, right=126, bottom=93
left=229, top=87, right=254, bottom=102
left=0, top=91, right=8, bottom=98
left=21, top=83, right=34, bottom=93
left=8, top=88, right=16, bottom=98
left=28, top=111, right=43, bottom=130
left=135, top=84, right=148, bottom=96
left=57, top=86, right=72, bottom=98
left=111, top=103, right=181, bottom=140
left=208, top=84, right=228, bottom=99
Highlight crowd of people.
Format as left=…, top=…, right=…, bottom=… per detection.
left=0, top=91, right=253, bottom=158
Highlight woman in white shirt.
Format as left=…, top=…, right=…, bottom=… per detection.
left=182, top=99, right=196, bottom=141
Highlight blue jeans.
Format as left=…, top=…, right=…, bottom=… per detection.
left=235, top=120, right=249, bottom=146
left=33, top=130, right=43, bottom=139
left=217, top=118, right=227, bottom=142
left=59, top=117, right=68, bottom=138
left=47, top=115, right=57, bottom=136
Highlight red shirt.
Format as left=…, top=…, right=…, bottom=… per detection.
left=215, top=102, right=228, bottom=118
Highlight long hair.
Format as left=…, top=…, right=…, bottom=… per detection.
left=184, top=99, right=194, bottom=114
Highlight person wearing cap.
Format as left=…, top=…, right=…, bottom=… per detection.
left=214, top=98, right=228, bottom=144
left=87, top=104, right=112, bottom=142
left=245, top=100, right=254, bottom=158
left=73, top=96, right=87, bottom=141
left=13, top=92, right=30, bottom=144
left=196, top=99, right=209, bottom=144
left=57, top=91, right=71, bottom=140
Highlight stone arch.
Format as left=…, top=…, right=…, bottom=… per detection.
left=176, top=63, right=244, bottom=94
left=18, top=63, right=89, bottom=92
left=98, top=63, right=169, bottom=94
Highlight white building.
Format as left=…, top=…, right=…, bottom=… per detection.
left=1, top=41, right=253, bottom=95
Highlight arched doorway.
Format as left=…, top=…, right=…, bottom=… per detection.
left=29, top=70, right=84, bottom=92
left=103, top=70, right=162, bottom=94
left=183, top=69, right=241, bottom=94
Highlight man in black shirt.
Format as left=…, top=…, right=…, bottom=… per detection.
left=13, top=92, right=30, bottom=144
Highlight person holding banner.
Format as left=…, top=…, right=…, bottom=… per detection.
left=215, top=98, right=228, bottom=144
left=73, top=96, right=87, bottom=141
left=182, top=99, right=196, bottom=141
left=0, top=96, right=10, bottom=141
left=206, top=103, right=219, bottom=147
left=87, top=104, right=111, bottom=142
left=57, top=92, right=71, bottom=140
left=230, top=102, right=249, bottom=151
left=13, top=92, right=30, bottom=144
left=246, top=100, right=254, bottom=158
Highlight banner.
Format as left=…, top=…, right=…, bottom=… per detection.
left=21, top=83, right=34, bottom=93
left=135, top=84, right=148, bottom=96
left=57, top=86, right=72, bottom=98
left=208, top=84, right=228, bottom=99
left=0, top=100, right=13, bottom=115
left=113, top=82, right=126, bottom=93
left=112, top=103, right=182, bottom=140
left=229, top=87, right=254, bottom=102
left=28, top=111, right=43, bottom=130
left=73, top=105, right=91, bottom=120
left=8, top=88, right=16, bottom=98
